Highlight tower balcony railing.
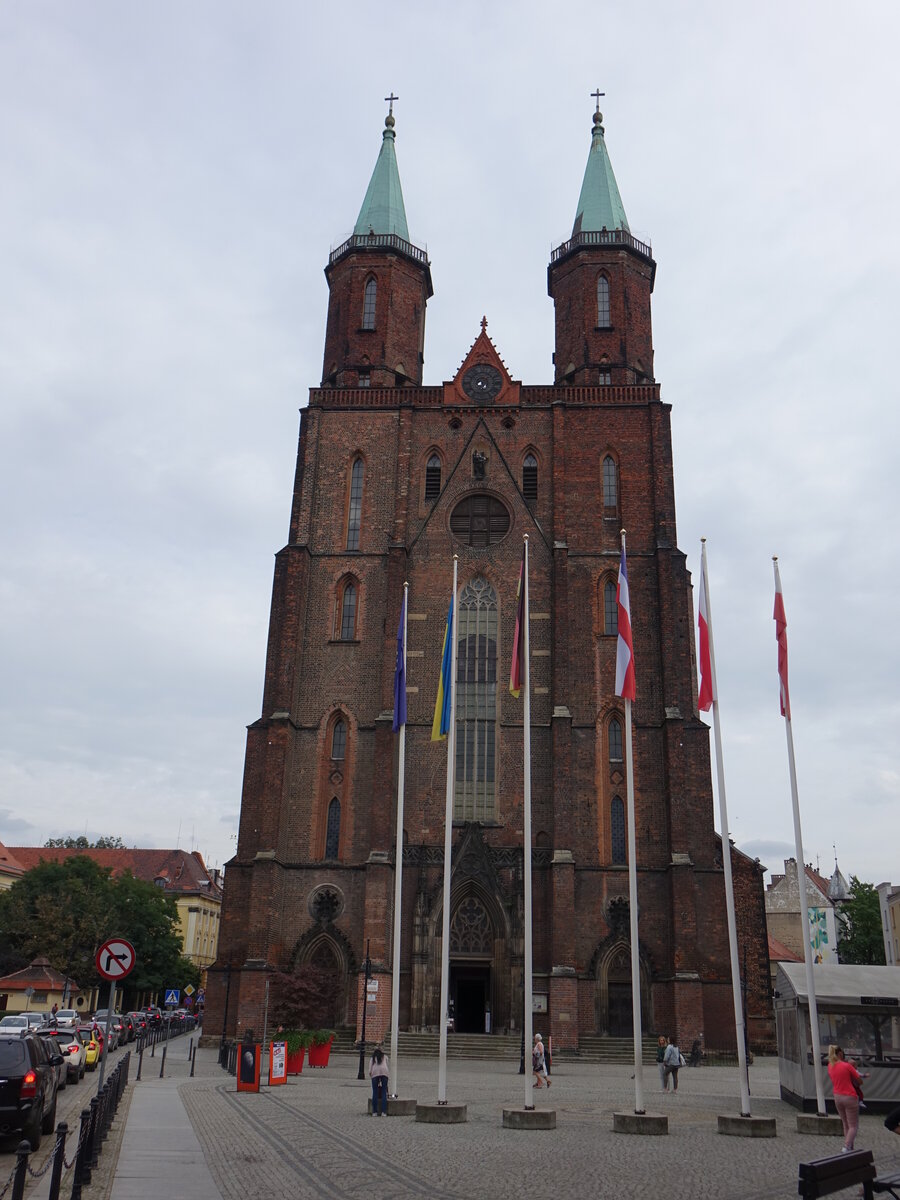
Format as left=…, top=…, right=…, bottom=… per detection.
left=329, top=231, right=430, bottom=267
left=550, top=227, right=653, bottom=265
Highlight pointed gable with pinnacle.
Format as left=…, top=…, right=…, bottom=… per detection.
left=572, top=107, right=630, bottom=235
left=353, top=110, right=410, bottom=240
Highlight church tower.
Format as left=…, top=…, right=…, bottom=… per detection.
left=548, top=102, right=654, bottom=386
left=321, top=104, right=432, bottom=388
left=205, top=102, right=772, bottom=1057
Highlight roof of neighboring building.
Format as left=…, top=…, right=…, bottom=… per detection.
left=0, top=955, right=75, bottom=991
left=9, top=847, right=222, bottom=902
left=0, top=840, right=25, bottom=879
left=768, top=934, right=803, bottom=963
left=353, top=112, right=410, bottom=241
left=767, top=859, right=833, bottom=906
left=572, top=108, right=630, bottom=236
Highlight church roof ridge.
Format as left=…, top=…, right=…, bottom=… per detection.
left=571, top=99, right=630, bottom=237
left=353, top=102, right=411, bottom=242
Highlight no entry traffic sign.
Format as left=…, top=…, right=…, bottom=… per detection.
left=95, top=937, right=136, bottom=981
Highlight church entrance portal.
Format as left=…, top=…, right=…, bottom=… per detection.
left=450, top=962, right=491, bottom=1033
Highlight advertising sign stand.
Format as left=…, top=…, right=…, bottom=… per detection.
left=268, top=1040, right=287, bottom=1086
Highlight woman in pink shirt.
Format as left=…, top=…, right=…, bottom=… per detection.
left=827, top=1044, right=866, bottom=1152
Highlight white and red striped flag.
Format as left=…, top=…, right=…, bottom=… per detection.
left=773, top=559, right=791, bottom=720
left=615, top=541, right=636, bottom=701
left=697, top=551, right=714, bottom=712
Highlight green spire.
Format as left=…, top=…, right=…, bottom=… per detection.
left=353, top=110, right=410, bottom=241
left=572, top=108, right=630, bottom=236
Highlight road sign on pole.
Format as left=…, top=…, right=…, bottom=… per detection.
left=164, top=989, right=180, bottom=1007
left=95, top=938, right=136, bottom=981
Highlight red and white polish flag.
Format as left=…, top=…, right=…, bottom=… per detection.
left=773, top=559, right=791, bottom=721
left=615, top=543, right=636, bottom=701
left=697, top=553, right=714, bottom=712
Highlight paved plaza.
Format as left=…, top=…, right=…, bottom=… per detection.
left=57, top=1048, right=900, bottom=1200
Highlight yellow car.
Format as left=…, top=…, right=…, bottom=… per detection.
left=77, top=1025, right=101, bottom=1070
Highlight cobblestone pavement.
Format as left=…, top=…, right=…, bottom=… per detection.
left=173, top=1051, right=900, bottom=1200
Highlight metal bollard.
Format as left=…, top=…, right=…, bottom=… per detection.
left=11, top=1140, right=29, bottom=1200
left=71, top=1105, right=92, bottom=1197
left=47, top=1121, right=67, bottom=1200
left=136, top=1040, right=144, bottom=1081
left=190, top=1041, right=196, bottom=1077
left=87, top=1095, right=101, bottom=1169
left=159, top=1041, right=167, bottom=1079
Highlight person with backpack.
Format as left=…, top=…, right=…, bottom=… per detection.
left=663, top=1036, right=682, bottom=1092
left=369, top=1044, right=390, bottom=1115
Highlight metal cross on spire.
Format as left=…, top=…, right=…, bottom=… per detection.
left=385, top=92, right=399, bottom=116
left=591, top=87, right=605, bottom=112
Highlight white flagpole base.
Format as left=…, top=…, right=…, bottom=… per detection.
left=613, top=1111, right=668, bottom=1135
left=415, top=1102, right=468, bottom=1124
left=502, top=1107, right=556, bottom=1130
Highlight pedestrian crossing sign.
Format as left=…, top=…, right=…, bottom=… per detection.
left=165, top=989, right=180, bottom=1006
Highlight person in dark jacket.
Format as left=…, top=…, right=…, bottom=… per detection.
left=369, top=1045, right=390, bottom=1116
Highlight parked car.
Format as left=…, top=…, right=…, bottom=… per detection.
left=0, top=1015, right=30, bottom=1036
left=92, top=1010, right=119, bottom=1051
left=41, top=1029, right=85, bottom=1083
left=36, top=1031, right=68, bottom=1091
left=0, top=1033, right=62, bottom=1150
left=127, top=1011, right=147, bottom=1037
left=76, top=1025, right=101, bottom=1071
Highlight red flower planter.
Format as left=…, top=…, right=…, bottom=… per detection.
left=307, top=1037, right=333, bottom=1068
left=286, top=1047, right=305, bottom=1074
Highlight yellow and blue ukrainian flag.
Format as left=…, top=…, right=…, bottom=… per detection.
left=430, top=595, right=454, bottom=741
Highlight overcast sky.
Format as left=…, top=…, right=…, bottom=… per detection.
left=1, top=1, right=897, bottom=887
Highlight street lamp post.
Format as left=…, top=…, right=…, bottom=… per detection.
left=356, top=940, right=371, bottom=1081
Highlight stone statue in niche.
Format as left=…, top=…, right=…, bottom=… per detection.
left=472, top=450, right=487, bottom=480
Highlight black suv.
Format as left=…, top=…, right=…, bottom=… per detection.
left=0, top=1033, right=63, bottom=1150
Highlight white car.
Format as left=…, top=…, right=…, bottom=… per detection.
left=0, top=1014, right=30, bottom=1035
left=53, top=1010, right=81, bottom=1030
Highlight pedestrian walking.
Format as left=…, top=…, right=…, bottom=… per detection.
left=827, top=1045, right=866, bottom=1152
left=532, top=1033, right=551, bottom=1088
left=663, top=1036, right=682, bottom=1093
left=369, top=1045, right=390, bottom=1116
left=656, top=1035, right=669, bottom=1090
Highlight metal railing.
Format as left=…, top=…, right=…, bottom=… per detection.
left=328, top=231, right=429, bottom=267
left=550, top=227, right=653, bottom=264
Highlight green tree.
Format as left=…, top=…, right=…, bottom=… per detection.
left=0, top=856, right=200, bottom=1002
left=838, top=877, right=886, bottom=965
left=45, top=835, right=125, bottom=849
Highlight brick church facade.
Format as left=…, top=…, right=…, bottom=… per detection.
left=206, top=103, right=773, bottom=1053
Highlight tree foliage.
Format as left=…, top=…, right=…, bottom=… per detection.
left=270, top=964, right=342, bottom=1030
left=0, top=855, right=200, bottom=1001
left=838, top=876, right=886, bottom=965
left=45, top=835, right=125, bottom=849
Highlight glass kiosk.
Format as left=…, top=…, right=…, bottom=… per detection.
left=775, top=963, right=900, bottom=1110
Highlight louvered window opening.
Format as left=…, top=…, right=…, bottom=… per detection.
left=454, top=577, right=497, bottom=822
left=449, top=495, right=510, bottom=547
left=522, top=455, right=538, bottom=504
left=425, top=454, right=441, bottom=501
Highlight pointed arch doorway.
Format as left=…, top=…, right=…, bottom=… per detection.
left=449, top=894, right=494, bottom=1034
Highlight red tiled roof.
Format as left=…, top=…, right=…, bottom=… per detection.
left=0, top=840, right=26, bottom=877
left=768, top=934, right=803, bottom=963
left=0, top=956, right=75, bottom=991
left=9, top=847, right=222, bottom=900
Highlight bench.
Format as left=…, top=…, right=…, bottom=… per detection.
left=799, top=1150, right=876, bottom=1198
left=874, top=1173, right=900, bottom=1198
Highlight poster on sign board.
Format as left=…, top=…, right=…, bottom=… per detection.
left=269, top=1040, right=287, bottom=1086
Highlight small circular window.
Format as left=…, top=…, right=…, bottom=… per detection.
left=449, top=494, right=511, bottom=547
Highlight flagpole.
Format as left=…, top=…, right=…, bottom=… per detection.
left=437, top=555, right=458, bottom=1104
left=522, top=535, right=534, bottom=1109
left=700, top=540, right=751, bottom=1116
left=390, top=582, right=408, bottom=1099
left=773, top=557, right=826, bottom=1117
left=620, top=530, right=644, bottom=1114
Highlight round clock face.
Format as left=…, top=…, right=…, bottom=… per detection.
left=462, top=364, right=503, bottom=402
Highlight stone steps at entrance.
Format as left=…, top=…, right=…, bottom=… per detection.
left=345, top=1031, right=662, bottom=1064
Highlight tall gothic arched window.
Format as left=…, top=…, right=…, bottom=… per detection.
left=347, top=458, right=364, bottom=550
left=325, top=798, right=341, bottom=859
left=454, top=577, right=498, bottom=821
left=602, top=455, right=618, bottom=509
left=331, top=718, right=346, bottom=760
left=362, top=277, right=377, bottom=330
left=425, top=454, right=442, bottom=502
left=604, top=579, right=618, bottom=635
left=611, top=796, right=626, bottom=864
left=608, top=717, right=623, bottom=763
left=338, top=581, right=357, bottom=640
left=597, top=276, right=611, bottom=327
